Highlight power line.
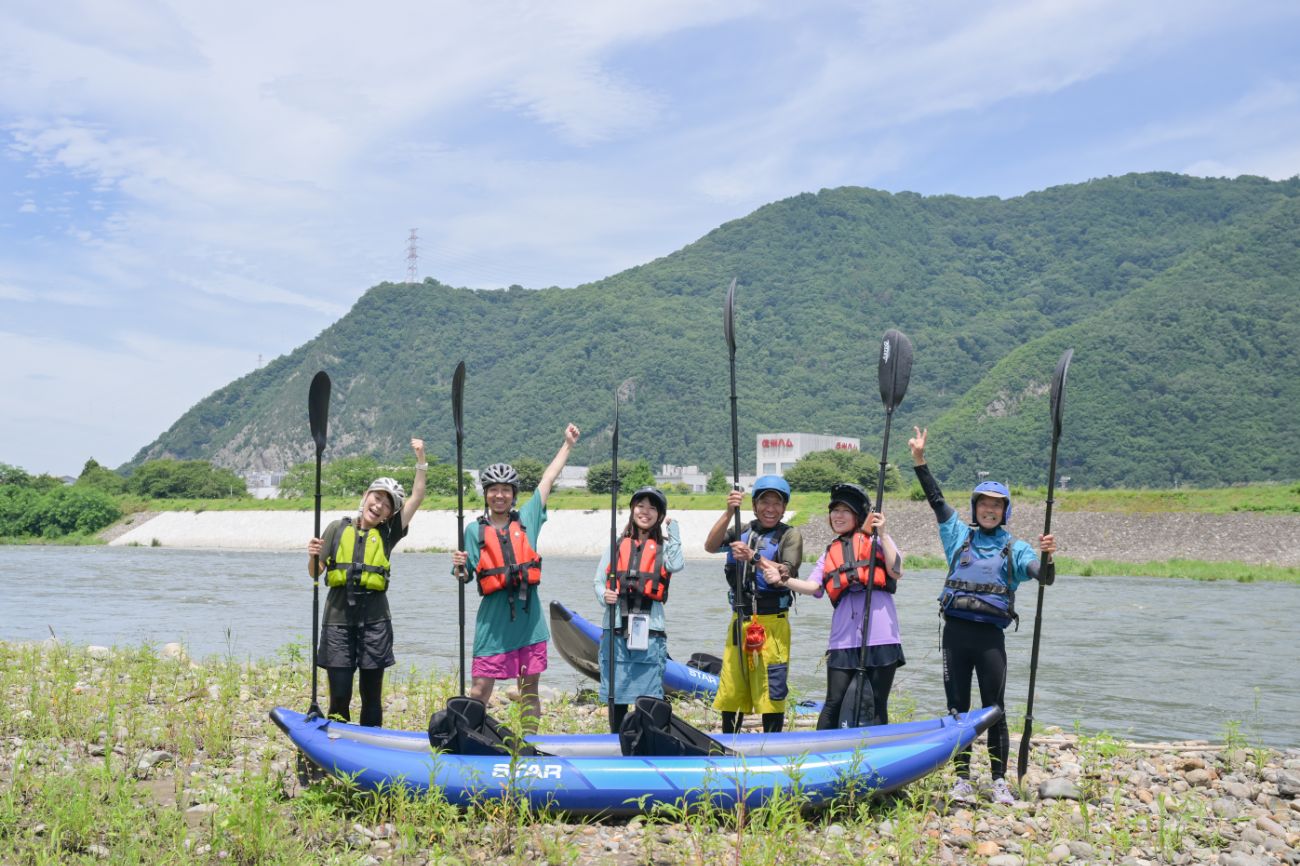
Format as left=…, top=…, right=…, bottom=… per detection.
left=406, top=228, right=419, bottom=284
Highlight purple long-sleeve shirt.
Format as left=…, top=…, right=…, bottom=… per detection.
left=809, top=534, right=903, bottom=649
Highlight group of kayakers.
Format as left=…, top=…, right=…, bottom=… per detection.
left=305, top=423, right=1057, bottom=805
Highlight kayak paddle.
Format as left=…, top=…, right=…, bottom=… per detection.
left=452, top=361, right=467, bottom=697
left=606, top=391, right=621, bottom=732
left=840, top=329, right=913, bottom=728
left=307, top=370, right=331, bottom=719
left=1017, top=348, right=1073, bottom=781
left=723, top=277, right=750, bottom=682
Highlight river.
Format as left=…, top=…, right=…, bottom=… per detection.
left=6, top=546, right=1296, bottom=747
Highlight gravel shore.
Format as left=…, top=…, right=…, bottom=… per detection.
left=3, top=642, right=1297, bottom=865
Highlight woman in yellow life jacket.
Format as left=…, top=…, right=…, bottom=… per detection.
left=306, top=438, right=427, bottom=727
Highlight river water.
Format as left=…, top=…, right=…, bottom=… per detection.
left=6, top=546, right=1296, bottom=747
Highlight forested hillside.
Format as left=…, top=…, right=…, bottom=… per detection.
left=129, top=173, right=1300, bottom=488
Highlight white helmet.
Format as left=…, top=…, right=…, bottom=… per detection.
left=363, top=477, right=405, bottom=513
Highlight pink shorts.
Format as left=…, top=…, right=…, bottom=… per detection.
left=471, top=640, right=548, bottom=680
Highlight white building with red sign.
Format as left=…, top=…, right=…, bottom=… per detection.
left=756, top=433, right=860, bottom=477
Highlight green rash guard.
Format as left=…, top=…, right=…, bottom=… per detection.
left=462, top=491, right=550, bottom=657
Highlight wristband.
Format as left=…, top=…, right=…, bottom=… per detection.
left=415, top=463, right=428, bottom=471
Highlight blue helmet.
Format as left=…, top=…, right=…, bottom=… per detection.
left=971, top=481, right=1012, bottom=525
left=751, top=475, right=791, bottom=504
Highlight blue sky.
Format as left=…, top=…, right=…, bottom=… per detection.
left=3, top=0, right=1298, bottom=477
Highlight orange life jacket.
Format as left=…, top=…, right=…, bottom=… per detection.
left=476, top=513, right=542, bottom=618
left=608, top=535, right=671, bottom=615
left=821, top=531, right=896, bottom=605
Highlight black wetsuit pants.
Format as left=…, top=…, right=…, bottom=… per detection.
left=942, top=616, right=1009, bottom=779
left=721, top=711, right=785, bottom=734
left=326, top=667, right=385, bottom=727
left=816, top=665, right=897, bottom=730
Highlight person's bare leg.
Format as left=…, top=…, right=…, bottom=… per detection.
left=518, top=673, right=541, bottom=733
left=468, top=676, right=496, bottom=705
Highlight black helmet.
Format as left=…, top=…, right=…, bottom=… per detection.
left=629, top=486, right=667, bottom=516
left=479, top=462, right=519, bottom=490
left=828, top=483, right=871, bottom=525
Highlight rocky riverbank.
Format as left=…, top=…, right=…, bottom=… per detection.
left=104, top=503, right=1300, bottom=567
left=2, top=641, right=1296, bottom=865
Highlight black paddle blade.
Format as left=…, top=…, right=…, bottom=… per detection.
left=877, top=329, right=914, bottom=411
left=452, top=361, right=466, bottom=442
left=308, top=371, right=331, bottom=454
left=611, top=394, right=620, bottom=476
left=1050, top=349, right=1073, bottom=441
left=723, top=277, right=738, bottom=354
left=838, top=671, right=875, bottom=729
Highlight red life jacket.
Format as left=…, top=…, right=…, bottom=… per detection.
left=476, top=513, right=542, bottom=618
left=821, top=531, right=896, bottom=606
left=608, top=535, right=671, bottom=615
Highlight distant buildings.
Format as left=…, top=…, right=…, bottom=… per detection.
left=244, top=432, right=856, bottom=498
left=552, top=465, right=589, bottom=489
left=755, top=433, right=859, bottom=476
left=241, top=470, right=287, bottom=500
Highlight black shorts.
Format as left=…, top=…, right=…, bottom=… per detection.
left=825, top=644, right=906, bottom=671
left=316, top=620, right=395, bottom=670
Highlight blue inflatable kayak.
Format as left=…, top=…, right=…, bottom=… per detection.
left=549, top=600, right=822, bottom=713
left=270, top=705, right=999, bottom=815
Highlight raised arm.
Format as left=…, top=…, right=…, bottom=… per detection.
left=909, top=426, right=955, bottom=523
left=703, top=489, right=744, bottom=553
left=661, top=518, right=684, bottom=572
left=400, top=438, right=427, bottom=529
left=535, top=423, right=581, bottom=504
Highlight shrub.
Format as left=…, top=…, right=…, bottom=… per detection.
left=38, top=486, right=121, bottom=537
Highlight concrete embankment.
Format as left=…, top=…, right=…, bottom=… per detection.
left=106, top=502, right=1300, bottom=566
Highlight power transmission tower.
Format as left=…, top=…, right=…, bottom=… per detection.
left=406, top=229, right=419, bottom=284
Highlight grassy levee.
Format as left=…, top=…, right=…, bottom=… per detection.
left=113, top=481, right=1298, bottom=515
left=0, top=640, right=1285, bottom=864
left=899, top=554, right=1300, bottom=584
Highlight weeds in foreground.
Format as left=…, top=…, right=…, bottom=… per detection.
left=0, top=640, right=1280, bottom=864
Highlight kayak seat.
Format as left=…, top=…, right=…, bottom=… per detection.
left=619, top=696, right=734, bottom=757
left=428, top=697, right=548, bottom=757
left=686, top=652, right=723, bottom=676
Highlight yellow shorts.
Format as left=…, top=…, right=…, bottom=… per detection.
left=711, top=612, right=792, bottom=715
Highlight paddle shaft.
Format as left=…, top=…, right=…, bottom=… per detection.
left=454, top=382, right=466, bottom=697
left=607, top=399, right=620, bottom=731
left=310, top=451, right=322, bottom=717
left=1017, top=426, right=1061, bottom=779
left=725, top=303, right=748, bottom=681
left=849, top=406, right=896, bottom=726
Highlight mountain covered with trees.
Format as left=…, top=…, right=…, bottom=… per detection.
left=129, top=172, right=1300, bottom=489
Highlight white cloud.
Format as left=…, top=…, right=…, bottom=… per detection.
left=0, top=328, right=256, bottom=473
left=0, top=282, right=35, bottom=301
left=1, top=0, right=1299, bottom=475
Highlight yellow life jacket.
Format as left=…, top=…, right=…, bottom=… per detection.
left=324, top=518, right=391, bottom=592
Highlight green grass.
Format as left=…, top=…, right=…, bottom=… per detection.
left=0, top=532, right=107, bottom=546
left=0, top=641, right=1274, bottom=865
left=116, top=481, right=1297, bottom=514
left=1052, top=482, right=1299, bottom=514
left=900, top=553, right=1300, bottom=584
left=112, top=488, right=842, bottom=515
